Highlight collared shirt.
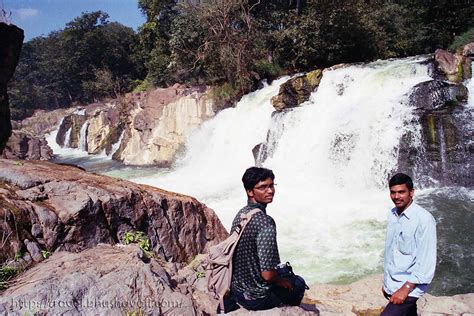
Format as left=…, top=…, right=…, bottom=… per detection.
left=230, top=201, right=280, bottom=299
left=383, top=202, right=437, bottom=298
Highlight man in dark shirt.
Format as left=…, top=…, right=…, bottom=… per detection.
left=228, top=167, right=306, bottom=311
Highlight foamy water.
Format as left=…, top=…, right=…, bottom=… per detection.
left=133, top=57, right=434, bottom=283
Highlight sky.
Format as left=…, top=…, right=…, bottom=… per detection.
left=2, top=0, right=146, bottom=41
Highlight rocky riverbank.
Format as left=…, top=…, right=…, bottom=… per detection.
left=0, top=159, right=472, bottom=315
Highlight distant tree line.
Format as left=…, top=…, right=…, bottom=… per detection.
left=8, top=0, right=474, bottom=119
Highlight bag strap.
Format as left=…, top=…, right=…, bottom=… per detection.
left=217, top=208, right=261, bottom=313
left=234, top=208, right=261, bottom=235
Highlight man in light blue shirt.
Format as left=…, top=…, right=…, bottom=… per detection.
left=382, top=173, right=437, bottom=316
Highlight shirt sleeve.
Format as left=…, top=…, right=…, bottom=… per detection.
left=256, top=223, right=280, bottom=271
left=408, top=215, right=437, bottom=284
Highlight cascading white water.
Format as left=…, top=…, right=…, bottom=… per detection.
left=79, top=122, right=89, bottom=151
left=136, top=57, right=433, bottom=284
left=64, top=128, right=72, bottom=148
left=109, top=131, right=125, bottom=157
left=45, top=118, right=89, bottom=158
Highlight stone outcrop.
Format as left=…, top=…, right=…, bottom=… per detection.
left=462, top=42, right=474, bottom=57
left=304, top=275, right=474, bottom=315
left=409, top=80, right=468, bottom=111
left=118, top=85, right=215, bottom=166
left=0, top=245, right=198, bottom=315
left=0, top=159, right=227, bottom=266
left=12, top=108, right=72, bottom=136
left=4, top=109, right=73, bottom=160
left=399, top=72, right=473, bottom=187
left=271, top=69, right=322, bottom=112
left=0, top=23, right=24, bottom=154
left=53, top=85, right=216, bottom=165
left=434, top=49, right=472, bottom=83
left=1, top=130, right=53, bottom=160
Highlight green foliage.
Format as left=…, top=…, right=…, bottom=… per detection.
left=9, top=0, right=474, bottom=119
left=0, top=265, right=19, bottom=290
left=253, top=59, right=283, bottom=80
left=131, top=78, right=154, bottom=93
left=9, top=11, right=144, bottom=120
left=41, top=250, right=51, bottom=259
left=122, top=231, right=153, bottom=257
left=449, top=28, right=474, bottom=52
left=210, top=83, right=240, bottom=107
left=195, top=271, right=205, bottom=279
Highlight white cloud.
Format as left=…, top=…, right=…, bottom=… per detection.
left=14, top=8, right=39, bottom=20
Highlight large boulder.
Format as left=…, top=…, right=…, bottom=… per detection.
left=5, top=108, right=74, bottom=160
left=271, top=69, right=322, bottom=112
left=434, top=49, right=471, bottom=83
left=398, top=79, right=473, bottom=187
left=117, top=85, right=215, bottom=166
left=2, top=130, right=53, bottom=160
left=0, top=245, right=197, bottom=315
left=409, top=80, right=468, bottom=111
left=0, top=23, right=24, bottom=154
left=0, top=159, right=227, bottom=266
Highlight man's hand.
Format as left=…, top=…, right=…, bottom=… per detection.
left=261, top=270, right=293, bottom=290
left=389, top=286, right=410, bottom=304
left=276, top=278, right=293, bottom=290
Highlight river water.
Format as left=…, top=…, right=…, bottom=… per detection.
left=47, top=57, right=473, bottom=296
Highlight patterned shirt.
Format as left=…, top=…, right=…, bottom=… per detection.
left=230, top=201, right=281, bottom=299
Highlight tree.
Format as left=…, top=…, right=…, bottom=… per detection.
left=8, top=11, right=143, bottom=119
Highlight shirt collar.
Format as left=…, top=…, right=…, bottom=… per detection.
left=247, top=200, right=267, bottom=213
left=392, top=201, right=416, bottom=219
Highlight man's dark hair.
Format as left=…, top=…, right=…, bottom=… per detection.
left=242, top=167, right=275, bottom=191
left=389, top=173, right=414, bottom=191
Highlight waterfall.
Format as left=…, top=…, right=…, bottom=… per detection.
left=135, top=57, right=433, bottom=284
left=110, top=131, right=125, bottom=157
left=45, top=118, right=89, bottom=158
left=79, top=122, right=89, bottom=151
left=64, top=128, right=72, bottom=148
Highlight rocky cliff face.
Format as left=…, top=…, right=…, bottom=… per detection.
left=0, top=23, right=23, bottom=154
left=53, top=84, right=216, bottom=166
left=4, top=108, right=73, bottom=160
left=0, top=159, right=227, bottom=266
left=399, top=49, right=473, bottom=187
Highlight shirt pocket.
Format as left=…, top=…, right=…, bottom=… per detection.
left=397, top=231, right=415, bottom=255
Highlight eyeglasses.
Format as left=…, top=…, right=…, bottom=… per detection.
left=253, top=183, right=277, bottom=191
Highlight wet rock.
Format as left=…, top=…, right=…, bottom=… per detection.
left=400, top=78, right=473, bottom=187
left=0, top=159, right=228, bottom=266
left=56, top=112, right=87, bottom=148
left=462, top=42, right=474, bottom=57
left=0, top=23, right=24, bottom=154
left=410, top=80, right=468, bottom=111
left=271, top=69, right=322, bottom=112
left=434, top=49, right=471, bottom=83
